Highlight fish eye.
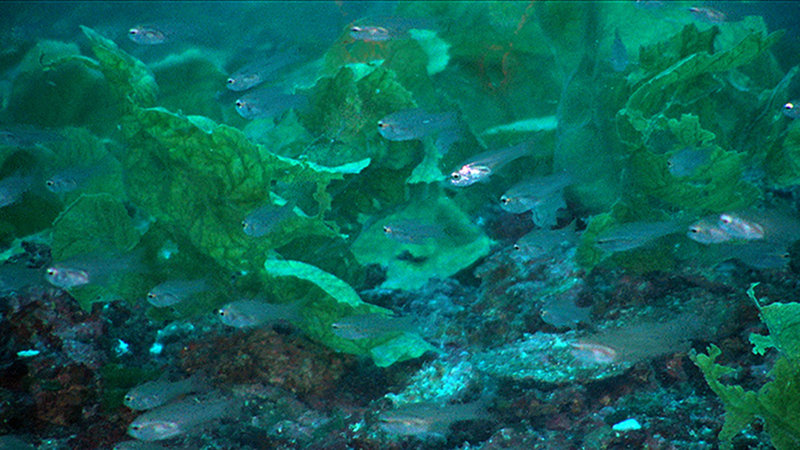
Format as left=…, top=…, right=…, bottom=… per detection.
left=513, top=244, right=521, bottom=251
left=719, top=214, right=733, bottom=224
left=147, top=292, right=156, bottom=298
left=500, top=196, right=510, bottom=204
left=351, top=26, right=362, bottom=32
left=124, top=395, right=132, bottom=401
left=331, top=323, right=341, bottom=329
left=689, top=226, right=700, bottom=234
left=227, top=78, right=235, bottom=84
left=217, top=309, right=226, bottom=316
left=382, top=226, right=391, bottom=233
left=451, top=173, right=460, bottom=180
left=46, top=268, right=56, bottom=276
left=235, top=100, right=244, bottom=108
left=46, top=180, right=54, bottom=186
left=377, top=121, right=387, bottom=128
left=131, top=425, right=141, bottom=430
left=785, top=102, right=795, bottom=110
left=129, top=28, right=139, bottom=35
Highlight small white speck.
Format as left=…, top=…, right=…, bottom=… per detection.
left=149, top=342, right=163, bottom=355
left=115, top=339, right=130, bottom=356
left=16, top=349, right=40, bottom=358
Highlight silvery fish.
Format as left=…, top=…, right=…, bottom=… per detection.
left=146, top=279, right=208, bottom=308
left=450, top=141, right=533, bottom=187
left=241, top=200, right=297, bottom=237
left=128, top=25, right=171, bottom=45
left=783, top=100, right=800, bottom=119
left=382, top=219, right=444, bottom=245
left=234, top=87, right=308, bottom=120
left=45, top=252, right=141, bottom=289
left=512, top=223, right=579, bottom=260
left=379, top=399, right=487, bottom=438
left=217, top=299, right=301, bottom=328
left=127, top=391, right=241, bottom=441
left=0, top=173, right=34, bottom=208
left=226, top=48, right=303, bottom=92
left=124, top=374, right=209, bottom=411
left=331, top=314, right=417, bottom=340
left=377, top=109, right=459, bottom=142
left=501, top=172, right=573, bottom=227
left=667, top=146, right=713, bottom=177
left=45, top=156, right=114, bottom=193
left=595, top=220, right=681, bottom=253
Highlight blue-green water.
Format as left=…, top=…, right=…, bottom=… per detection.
left=1, top=1, right=800, bottom=449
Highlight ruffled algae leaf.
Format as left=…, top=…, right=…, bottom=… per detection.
left=351, top=193, right=493, bottom=290
left=50, top=193, right=146, bottom=311
left=79, top=25, right=158, bottom=107
left=624, top=25, right=782, bottom=119
left=120, top=105, right=369, bottom=274
left=263, top=259, right=436, bottom=367
left=692, top=285, right=800, bottom=449
left=765, top=121, right=800, bottom=187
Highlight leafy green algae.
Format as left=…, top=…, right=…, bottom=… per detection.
left=352, top=192, right=493, bottom=290
left=691, top=285, right=800, bottom=449
left=263, top=259, right=436, bottom=367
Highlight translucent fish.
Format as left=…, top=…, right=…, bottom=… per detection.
left=783, top=101, right=800, bottom=119
left=512, top=223, right=579, bottom=260
left=241, top=201, right=296, bottom=237
left=382, top=219, right=444, bottom=245
left=378, top=399, right=486, bottom=437
left=0, top=173, right=33, bottom=208
left=449, top=140, right=533, bottom=187
left=124, top=374, right=209, bottom=411
left=687, top=218, right=732, bottom=244
left=717, top=241, right=790, bottom=270
left=45, top=157, right=114, bottom=193
left=541, top=297, right=591, bottom=329
left=667, top=146, right=713, bottom=177
left=610, top=28, right=628, bottom=72
left=595, top=220, right=681, bottom=253
left=217, top=299, right=301, bottom=328
left=569, top=341, right=618, bottom=365
left=500, top=172, right=573, bottom=227
left=146, top=279, right=208, bottom=308
left=128, top=25, right=170, bottom=45
left=330, top=314, right=416, bottom=340
left=377, top=109, right=459, bottom=144
left=45, top=252, right=141, bottom=289
left=234, top=87, right=308, bottom=120
left=349, top=17, right=435, bottom=42
left=688, top=6, right=727, bottom=23
left=0, top=126, right=61, bottom=148
left=127, top=391, right=241, bottom=441
left=226, top=48, right=304, bottom=92
left=718, top=212, right=764, bottom=240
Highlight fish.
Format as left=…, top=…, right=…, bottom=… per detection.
left=0, top=126, right=61, bottom=148
left=540, top=297, right=592, bottom=329
left=382, top=219, right=444, bottom=245
left=349, top=17, right=437, bottom=42
left=128, top=25, right=170, bottom=45
left=717, top=241, right=790, bottom=270
left=124, top=374, right=209, bottom=411
left=688, top=6, right=727, bottom=23
left=349, top=25, right=394, bottom=42
left=377, top=109, right=460, bottom=144
left=378, top=398, right=487, bottom=437
left=45, top=156, right=114, bottom=193
left=687, top=217, right=732, bottom=244
left=512, top=223, right=579, bottom=260
left=595, top=220, right=682, bottom=253
left=241, top=200, right=297, bottom=237
left=449, top=141, right=533, bottom=187
left=330, top=314, right=417, bottom=340
left=234, top=87, right=308, bottom=120
left=569, top=341, right=618, bottom=365
left=0, top=173, right=34, bottom=208
left=718, top=213, right=764, bottom=240
left=146, top=279, right=208, bottom=308
left=610, top=28, right=628, bottom=72
left=667, top=146, right=713, bottom=177
left=45, top=252, right=141, bottom=289
left=217, top=299, right=301, bottom=328
left=783, top=101, right=800, bottom=119
left=226, top=48, right=304, bottom=92
left=127, top=391, right=241, bottom=441
left=500, top=172, right=573, bottom=227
